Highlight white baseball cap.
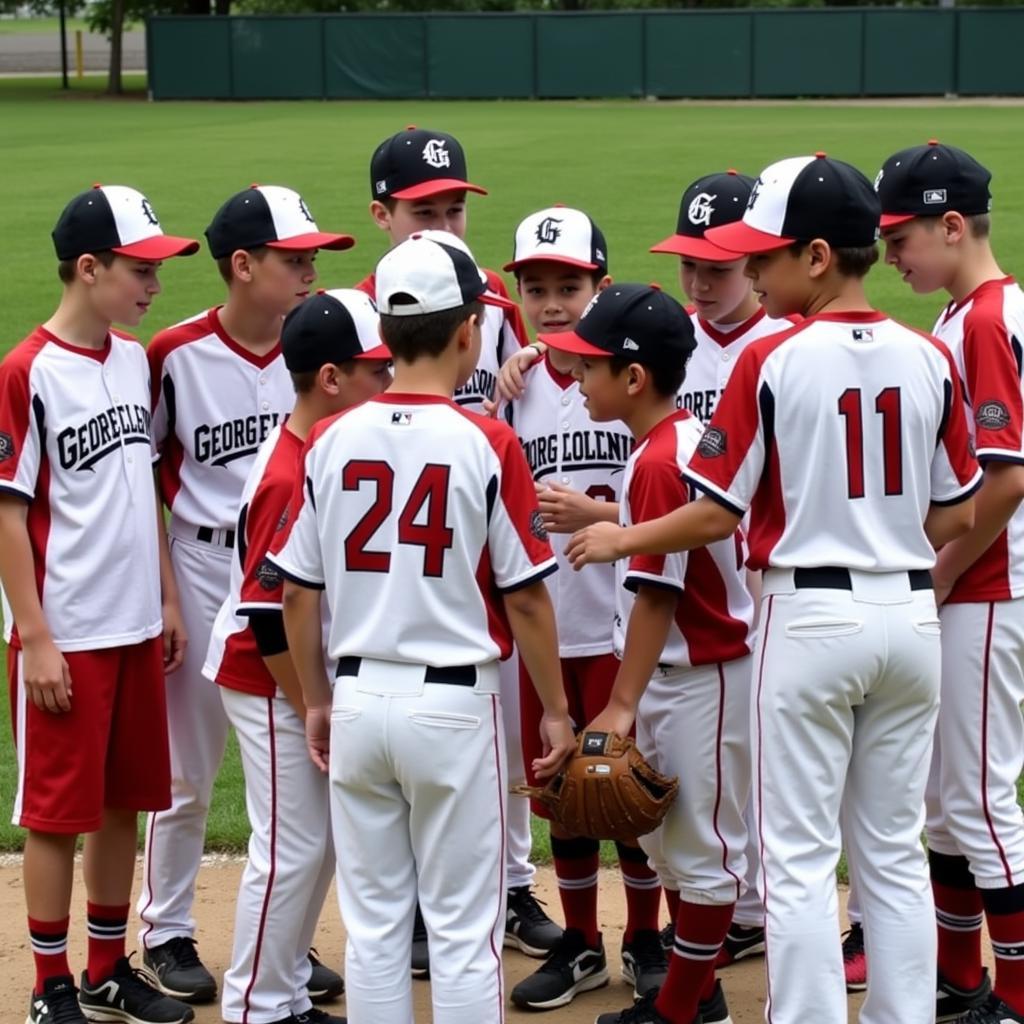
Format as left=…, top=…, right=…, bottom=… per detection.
left=504, top=206, right=608, bottom=273
left=375, top=230, right=515, bottom=316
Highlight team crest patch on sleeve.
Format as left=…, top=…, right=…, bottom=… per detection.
left=276, top=506, right=290, bottom=532
left=975, top=400, right=1012, bottom=431
left=0, top=431, right=14, bottom=461
left=255, top=558, right=283, bottom=591
left=696, top=426, right=727, bottom=459
left=530, top=509, right=549, bottom=542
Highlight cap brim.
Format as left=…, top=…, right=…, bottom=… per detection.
left=649, top=233, right=744, bottom=261
left=880, top=213, right=917, bottom=228
left=355, top=342, right=392, bottom=360
left=705, top=221, right=795, bottom=254
left=390, top=179, right=488, bottom=200
left=536, top=329, right=609, bottom=358
left=502, top=254, right=601, bottom=273
left=113, top=235, right=200, bottom=259
left=479, top=288, right=516, bottom=311
left=267, top=233, right=356, bottom=252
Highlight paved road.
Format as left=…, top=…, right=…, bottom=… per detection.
left=0, top=28, right=145, bottom=72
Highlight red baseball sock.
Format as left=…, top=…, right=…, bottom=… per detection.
left=29, top=916, right=71, bottom=992
left=86, top=902, right=129, bottom=985
left=930, top=851, right=984, bottom=992
left=551, top=834, right=600, bottom=947
left=617, top=840, right=661, bottom=943
left=981, top=884, right=1024, bottom=1015
left=655, top=899, right=734, bottom=1024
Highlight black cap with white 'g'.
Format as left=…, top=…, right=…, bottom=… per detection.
left=650, top=170, right=753, bottom=262
left=370, top=126, right=487, bottom=202
left=706, top=153, right=881, bottom=254
left=876, top=140, right=992, bottom=228
left=282, top=288, right=390, bottom=372
left=504, top=206, right=608, bottom=274
left=538, top=283, right=696, bottom=371
left=205, top=185, right=355, bottom=260
left=52, top=184, right=200, bottom=261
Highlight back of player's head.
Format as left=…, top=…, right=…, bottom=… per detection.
left=540, top=283, right=695, bottom=397
left=370, top=126, right=487, bottom=206
left=504, top=206, right=608, bottom=283
left=282, top=288, right=389, bottom=393
left=53, top=184, right=199, bottom=281
left=375, top=230, right=513, bottom=361
left=706, top=153, right=881, bottom=278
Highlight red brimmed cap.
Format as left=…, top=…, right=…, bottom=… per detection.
left=370, top=127, right=487, bottom=201
left=650, top=170, right=752, bottom=262
left=282, top=288, right=390, bottom=370
left=504, top=206, right=608, bottom=273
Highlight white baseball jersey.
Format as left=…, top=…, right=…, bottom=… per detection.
left=616, top=409, right=753, bottom=668
left=685, top=311, right=982, bottom=571
left=356, top=269, right=526, bottom=413
left=0, top=327, right=161, bottom=650
left=509, top=355, right=631, bottom=656
left=931, top=276, right=1024, bottom=602
left=270, top=393, right=555, bottom=666
left=678, top=307, right=798, bottom=423
left=147, top=307, right=294, bottom=531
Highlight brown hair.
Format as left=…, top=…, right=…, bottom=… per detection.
left=379, top=299, right=483, bottom=361
left=57, top=250, right=115, bottom=284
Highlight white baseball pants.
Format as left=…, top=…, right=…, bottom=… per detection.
left=499, top=652, right=535, bottom=891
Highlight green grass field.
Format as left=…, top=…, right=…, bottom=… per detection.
left=0, top=17, right=93, bottom=35
left=1, top=79, right=1023, bottom=854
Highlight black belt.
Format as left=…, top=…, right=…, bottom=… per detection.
left=335, top=656, right=478, bottom=687
left=197, top=526, right=235, bottom=549
left=793, top=567, right=932, bottom=591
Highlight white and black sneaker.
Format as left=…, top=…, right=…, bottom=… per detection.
left=139, top=939, right=215, bottom=1004
left=79, top=956, right=194, bottom=1024
left=306, top=950, right=344, bottom=1003
left=957, top=994, right=1024, bottom=1024
left=699, top=980, right=733, bottom=1024
left=27, top=975, right=87, bottom=1024
left=621, top=930, right=669, bottom=999
left=511, top=928, right=609, bottom=1010
left=936, top=968, right=992, bottom=1022
left=505, top=886, right=563, bottom=958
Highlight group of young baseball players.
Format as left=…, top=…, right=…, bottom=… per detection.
left=2, top=123, right=1022, bottom=1024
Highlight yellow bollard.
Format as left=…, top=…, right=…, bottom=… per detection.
left=75, top=29, right=83, bottom=79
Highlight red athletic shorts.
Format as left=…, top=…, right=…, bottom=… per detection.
left=9, top=636, right=171, bottom=833
left=519, top=651, right=620, bottom=819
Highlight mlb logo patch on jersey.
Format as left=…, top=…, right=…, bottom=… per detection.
left=391, top=411, right=413, bottom=425
left=923, top=188, right=948, bottom=205
left=852, top=328, right=875, bottom=343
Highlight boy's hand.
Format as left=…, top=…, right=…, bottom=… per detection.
left=586, top=703, right=636, bottom=740
left=161, top=599, right=188, bottom=674
left=495, top=346, right=542, bottom=403
left=22, top=636, right=73, bottom=713
left=305, top=703, right=332, bottom=773
left=533, top=711, right=575, bottom=780
left=537, top=482, right=609, bottom=534
left=565, top=521, right=625, bottom=569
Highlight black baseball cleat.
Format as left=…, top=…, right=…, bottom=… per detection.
left=594, top=989, right=700, bottom=1024
left=27, top=975, right=87, bottom=1024
left=713, top=924, right=765, bottom=968
left=505, top=886, right=563, bottom=958
left=936, top=968, right=992, bottom=1022
left=289, top=1009, right=347, bottom=1024
left=79, top=955, right=195, bottom=1024
left=139, top=938, right=216, bottom=1004
left=621, top=930, right=669, bottom=999
left=306, top=949, right=344, bottom=1003
left=698, top=980, right=733, bottom=1024
left=956, top=993, right=1024, bottom=1024
left=511, top=928, right=609, bottom=1010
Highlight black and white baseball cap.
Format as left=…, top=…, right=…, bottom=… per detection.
left=52, top=184, right=200, bottom=261
left=503, top=206, right=608, bottom=274
left=282, top=288, right=390, bottom=372
left=706, top=153, right=881, bottom=254
left=539, top=283, right=695, bottom=370
left=205, top=185, right=355, bottom=260
left=370, top=126, right=488, bottom=202
left=375, top=230, right=515, bottom=317
left=876, top=140, right=992, bottom=228
left=650, top=170, right=753, bottom=262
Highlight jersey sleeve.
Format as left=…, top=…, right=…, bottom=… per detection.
left=486, top=270, right=528, bottom=356
left=237, top=472, right=293, bottom=616
left=683, top=344, right=767, bottom=515
left=0, top=350, right=43, bottom=501
left=267, top=435, right=325, bottom=589
left=931, top=353, right=983, bottom=505
left=624, top=460, right=689, bottom=594
left=961, top=305, right=1024, bottom=464
left=147, top=339, right=172, bottom=459
left=486, top=425, right=556, bottom=592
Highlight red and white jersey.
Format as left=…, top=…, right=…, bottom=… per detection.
left=932, top=277, right=1024, bottom=603
left=509, top=355, right=632, bottom=656
left=616, top=410, right=753, bottom=669
left=356, top=269, right=526, bottom=413
left=270, top=393, right=555, bottom=667
left=0, top=327, right=162, bottom=651
left=685, top=311, right=982, bottom=572
left=679, top=307, right=798, bottom=424
left=148, top=307, right=294, bottom=533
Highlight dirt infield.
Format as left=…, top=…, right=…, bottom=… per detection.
left=0, top=860, right=882, bottom=1024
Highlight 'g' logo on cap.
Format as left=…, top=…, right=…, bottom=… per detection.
left=422, top=139, right=450, bottom=169
left=687, top=193, right=717, bottom=227
left=747, top=178, right=763, bottom=211
left=535, top=216, right=563, bottom=245
left=141, top=198, right=160, bottom=227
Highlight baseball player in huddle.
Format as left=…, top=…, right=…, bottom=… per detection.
left=203, top=289, right=391, bottom=1024
left=271, top=230, right=574, bottom=1024
left=139, top=185, right=351, bottom=1002
left=567, top=154, right=981, bottom=1024
left=542, top=283, right=755, bottom=1024
left=879, top=141, right=1024, bottom=1024
left=1, top=186, right=197, bottom=1024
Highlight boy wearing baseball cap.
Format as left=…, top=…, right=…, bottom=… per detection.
left=0, top=185, right=197, bottom=1024
left=501, top=209, right=671, bottom=1012
left=543, top=284, right=755, bottom=1024
left=271, top=230, right=574, bottom=1024
left=566, top=154, right=982, bottom=1024
left=879, top=141, right=1024, bottom=1024
left=139, top=185, right=352, bottom=1004
left=203, top=289, right=391, bottom=1024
